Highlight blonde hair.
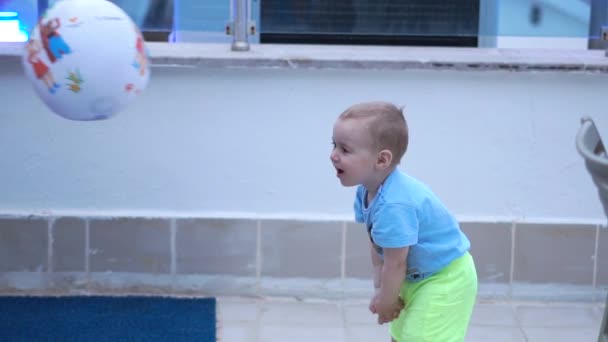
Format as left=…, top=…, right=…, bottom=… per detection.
left=339, top=101, right=408, bottom=166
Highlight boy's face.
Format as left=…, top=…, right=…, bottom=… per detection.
left=330, top=118, right=377, bottom=187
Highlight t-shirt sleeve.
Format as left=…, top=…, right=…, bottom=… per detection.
left=353, top=186, right=365, bottom=223
left=371, top=203, right=419, bottom=248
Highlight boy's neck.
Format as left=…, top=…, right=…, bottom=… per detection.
left=365, top=166, right=397, bottom=203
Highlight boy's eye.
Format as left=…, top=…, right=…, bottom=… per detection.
left=331, top=141, right=348, bottom=153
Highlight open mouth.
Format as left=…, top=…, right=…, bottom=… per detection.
left=336, top=168, right=344, bottom=176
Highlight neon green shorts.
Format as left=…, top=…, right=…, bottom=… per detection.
left=389, top=252, right=478, bottom=342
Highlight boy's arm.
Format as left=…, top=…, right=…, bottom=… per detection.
left=376, top=247, right=408, bottom=311
left=370, top=242, right=383, bottom=290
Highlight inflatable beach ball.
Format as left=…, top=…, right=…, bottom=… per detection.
left=22, top=0, right=150, bottom=121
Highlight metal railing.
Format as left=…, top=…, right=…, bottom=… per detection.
left=575, top=117, right=608, bottom=342
left=226, top=0, right=255, bottom=51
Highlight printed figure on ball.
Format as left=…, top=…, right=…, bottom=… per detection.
left=39, top=17, right=72, bottom=63
left=25, top=39, right=60, bottom=94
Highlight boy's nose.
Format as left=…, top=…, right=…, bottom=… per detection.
left=330, top=150, right=339, bottom=162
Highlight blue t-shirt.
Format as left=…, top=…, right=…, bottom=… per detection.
left=354, top=168, right=470, bottom=282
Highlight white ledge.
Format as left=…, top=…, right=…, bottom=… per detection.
left=3, top=41, right=608, bottom=72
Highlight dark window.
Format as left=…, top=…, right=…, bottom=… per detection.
left=261, top=0, right=479, bottom=47
left=38, top=0, right=174, bottom=42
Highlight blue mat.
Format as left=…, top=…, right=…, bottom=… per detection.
left=0, top=296, right=216, bottom=341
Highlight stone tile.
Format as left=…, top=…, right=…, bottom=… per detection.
left=47, top=273, right=87, bottom=292
left=172, top=275, right=258, bottom=297
left=515, top=305, right=599, bottom=328
left=259, top=277, right=344, bottom=299
left=89, top=218, right=170, bottom=273
left=218, top=298, right=259, bottom=323
left=0, top=272, right=48, bottom=292
left=514, top=224, right=595, bottom=285
left=342, top=278, right=375, bottom=298
left=510, top=283, right=597, bottom=302
left=52, top=217, right=86, bottom=272
left=176, top=218, right=257, bottom=276
left=345, top=323, right=390, bottom=342
left=261, top=220, right=342, bottom=278
left=221, top=321, right=258, bottom=342
left=345, top=222, right=373, bottom=279
left=598, top=227, right=608, bottom=286
left=216, top=299, right=608, bottom=342
left=259, top=301, right=341, bottom=325
left=343, top=303, right=377, bottom=325
left=465, top=326, right=526, bottom=342
left=469, top=303, right=518, bottom=326
left=88, top=273, right=173, bottom=294
left=592, top=304, right=606, bottom=321
left=0, top=218, right=47, bottom=272
left=461, top=222, right=511, bottom=283
left=259, top=323, right=345, bottom=342
left=477, top=282, right=510, bottom=301
left=523, top=327, right=599, bottom=342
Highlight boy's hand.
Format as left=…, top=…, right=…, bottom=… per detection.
left=372, top=294, right=405, bottom=324
left=369, top=289, right=381, bottom=314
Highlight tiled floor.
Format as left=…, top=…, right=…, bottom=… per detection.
left=217, top=297, right=606, bottom=342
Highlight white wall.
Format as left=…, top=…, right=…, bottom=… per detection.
left=1, top=60, right=607, bottom=223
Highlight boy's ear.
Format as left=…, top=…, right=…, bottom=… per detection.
left=377, top=150, right=393, bottom=169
